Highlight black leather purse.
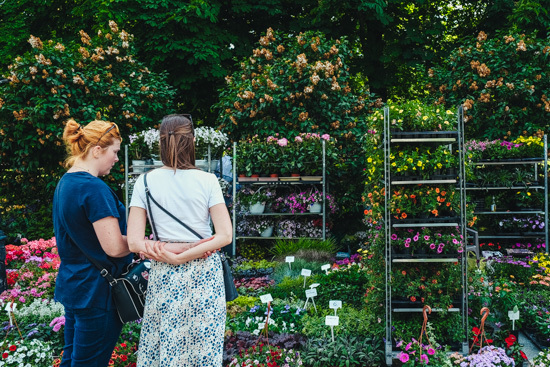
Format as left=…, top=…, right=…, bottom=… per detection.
left=144, top=173, right=238, bottom=302
left=73, top=243, right=151, bottom=323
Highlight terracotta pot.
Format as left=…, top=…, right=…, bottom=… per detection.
left=291, top=173, right=300, bottom=177
left=269, top=173, right=279, bottom=178
left=251, top=174, right=260, bottom=178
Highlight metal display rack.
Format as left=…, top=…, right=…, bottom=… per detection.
left=231, top=140, right=327, bottom=256
left=383, top=106, right=468, bottom=365
left=465, top=140, right=549, bottom=254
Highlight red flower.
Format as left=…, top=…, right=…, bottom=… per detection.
left=505, top=334, right=517, bottom=347
left=520, top=351, right=527, bottom=360
left=8, top=345, right=16, bottom=352
left=472, top=327, right=481, bottom=335
left=2, top=352, right=8, bottom=358
left=120, top=355, right=128, bottom=361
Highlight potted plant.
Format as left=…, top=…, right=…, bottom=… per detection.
left=237, top=187, right=275, bottom=214
left=194, top=126, right=228, bottom=171
left=128, top=128, right=159, bottom=172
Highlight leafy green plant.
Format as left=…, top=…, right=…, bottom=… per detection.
left=270, top=238, right=337, bottom=259
left=301, top=335, right=384, bottom=367
left=301, top=307, right=383, bottom=339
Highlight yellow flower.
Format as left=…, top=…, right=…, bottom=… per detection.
left=417, top=161, right=423, bottom=166
left=367, top=157, right=373, bottom=163
left=423, top=116, right=428, bottom=120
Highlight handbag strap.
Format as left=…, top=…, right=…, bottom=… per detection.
left=143, top=172, right=204, bottom=240
left=69, top=236, right=118, bottom=285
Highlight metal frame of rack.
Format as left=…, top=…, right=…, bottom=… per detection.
left=465, top=137, right=549, bottom=253
left=231, top=140, right=327, bottom=256
left=384, top=106, right=468, bottom=365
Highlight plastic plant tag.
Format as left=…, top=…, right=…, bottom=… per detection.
left=329, top=300, right=342, bottom=310
left=305, top=289, right=318, bottom=298
left=321, top=264, right=330, bottom=274
left=286, top=256, right=295, bottom=269
left=325, top=315, right=339, bottom=326
left=309, top=283, right=320, bottom=289
left=301, top=269, right=312, bottom=276
left=260, top=294, right=273, bottom=303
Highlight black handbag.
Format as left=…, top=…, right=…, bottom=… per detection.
left=144, top=173, right=238, bottom=302
left=73, top=241, right=151, bottom=323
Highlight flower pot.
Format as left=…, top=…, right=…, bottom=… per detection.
left=291, top=173, right=301, bottom=177
left=132, top=160, right=146, bottom=173
left=260, top=226, right=274, bottom=237
left=309, top=202, right=322, bottom=213
left=249, top=202, right=265, bottom=214
left=269, top=173, right=279, bottom=178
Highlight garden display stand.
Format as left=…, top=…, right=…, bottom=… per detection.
left=383, top=106, right=469, bottom=365
left=230, top=140, right=327, bottom=256
left=465, top=137, right=549, bottom=254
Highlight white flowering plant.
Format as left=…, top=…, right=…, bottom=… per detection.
left=194, top=126, right=228, bottom=158
left=532, top=348, right=550, bottom=367
left=128, top=127, right=159, bottom=159
left=0, top=339, right=53, bottom=367
left=14, top=298, right=64, bottom=324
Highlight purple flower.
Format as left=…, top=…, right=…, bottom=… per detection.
left=430, top=243, right=436, bottom=250
left=424, top=235, right=430, bottom=240
left=391, top=234, right=398, bottom=240
left=398, top=352, right=409, bottom=363
left=413, top=235, right=419, bottom=242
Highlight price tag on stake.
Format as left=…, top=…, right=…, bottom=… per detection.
left=325, top=315, right=339, bottom=326
left=305, top=289, right=318, bottom=298
left=260, top=294, right=273, bottom=303
left=321, top=264, right=330, bottom=274
left=286, top=256, right=295, bottom=269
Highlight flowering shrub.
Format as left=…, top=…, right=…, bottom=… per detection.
left=0, top=339, right=53, bottom=367
left=13, top=299, right=64, bottom=324
left=395, top=338, right=451, bottom=366
left=466, top=136, right=544, bottom=161
left=532, top=348, right=550, bottom=367
left=1, top=237, right=59, bottom=304
left=110, top=341, right=138, bottom=367
left=0, top=21, right=175, bottom=210
left=228, top=344, right=302, bottom=367
left=449, top=346, right=515, bottom=366
left=226, top=304, right=305, bottom=335
left=426, top=30, right=550, bottom=139
left=272, top=190, right=337, bottom=214
left=391, top=227, right=464, bottom=255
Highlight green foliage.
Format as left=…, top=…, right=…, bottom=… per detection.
left=392, top=312, right=463, bottom=346
left=0, top=21, right=176, bottom=237
left=301, top=306, right=383, bottom=339
left=266, top=275, right=308, bottom=300
left=301, top=334, right=384, bottom=367
left=315, top=264, right=372, bottom=309
left=270, top=238, right=337, bottom=259
left=424, top=30, right=550, bottom=139
left=270, top=258, right=326, bottom=284
left=236, top=240, right=271, bottom=260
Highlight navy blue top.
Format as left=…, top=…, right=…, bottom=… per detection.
left=53, top=172, right=132, bottom=310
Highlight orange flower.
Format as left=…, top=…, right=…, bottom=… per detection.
left=401, top=270, right=407, bottom=275
left=396, top=208, right=401, bottom=213
left=368, top=192, right=373, bottom=198
left=446, top=202, right=451, bottom=206
left=435, top=188, right=440, bottom=193
left=410, top=296, right=417, bottom=302
left=401, top=212, right=408, bottom=218
left=431, top=209, right=438, bottom=216
left=441, top=191, right=446, bottom=196
left=410, top=194, right=416, bottom=199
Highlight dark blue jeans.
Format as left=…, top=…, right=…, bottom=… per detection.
left=61, top=306, right=123, bottom=367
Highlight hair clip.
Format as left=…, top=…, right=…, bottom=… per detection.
left=168, top=131, right=174, bottom=135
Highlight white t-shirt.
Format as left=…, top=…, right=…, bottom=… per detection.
left=129, top=168, right=225, bottom=242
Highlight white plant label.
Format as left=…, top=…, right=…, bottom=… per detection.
left=329, top=300, right=342, bottom=310
left=4, top=302, right=16, bottom=313
left=301, top=269, right=312, bottom=276
left=309, top=283, right=320, bottom=289
left=321, top=264, right=330, bottom=274
left=325, top=315, right=339, bottom=326
left=305, top=289, right=318, bottom=298
left=286, top=256, right=295, bottom=269
left=508, top=310, right=520, bottom=321
left=260, top=294, right=273, bottom=303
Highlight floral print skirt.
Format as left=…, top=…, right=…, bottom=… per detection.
left=137, top=255, right=226, bottom=367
